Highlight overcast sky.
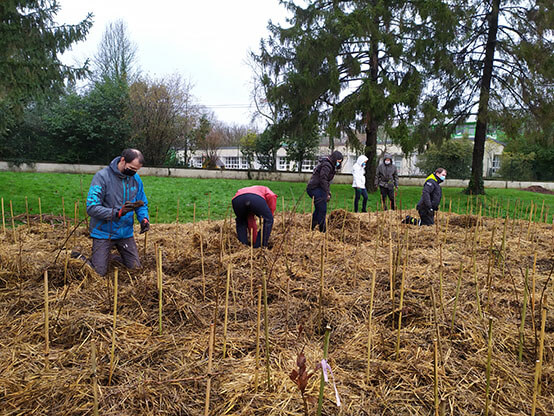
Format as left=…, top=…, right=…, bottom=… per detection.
left=56, top=0, right=290, bottom=126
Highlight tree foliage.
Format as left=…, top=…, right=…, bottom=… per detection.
left=450, top=0, right=554, bottom=193
left=416, top=138, right=474, bottom=179
left=256, top=0, right=460, bottom=190
left=0, top=0, right=92, bottom=136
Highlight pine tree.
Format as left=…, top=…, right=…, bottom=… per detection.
left=256, top=0, right=460, bottom=190
left=0, top=0, right=92, bottom=136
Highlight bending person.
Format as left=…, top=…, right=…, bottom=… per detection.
left=403, top=168, right=447, bottom=226
left=232, top=185, right=277, bottom=248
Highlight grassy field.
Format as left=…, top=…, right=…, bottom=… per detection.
left=0, top=171, right=553, bottom=224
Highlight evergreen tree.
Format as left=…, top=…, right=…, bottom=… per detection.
left=0, top=0, right=92, bottom=136
left=453, top=0, right=553, bottom=194
left=257, top=0, right=460, bottom=191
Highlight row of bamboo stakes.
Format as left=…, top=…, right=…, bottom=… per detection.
left=11, top=189, right=550, bottom=414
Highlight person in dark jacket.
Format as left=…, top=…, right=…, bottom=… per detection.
left=232, top=186, right=277, bottom=248
left=403, top=168, right=447, bottom=226
left=375, top=153, right=399, bottom=210
left=306, top=150, right=343, bottom=232
left=78, top=149, right=150, bottom=276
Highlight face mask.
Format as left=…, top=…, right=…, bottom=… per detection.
left=362, top=163, right=366, bottom=168
left=438, top=175, right=446, bottom=181
left=123, top=167, right=137, bottom=176
left=384, top=160, right=391, bottom=165
left=336, top=161, right=342, bottom=169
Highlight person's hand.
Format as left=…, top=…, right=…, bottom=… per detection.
left=326, top=193, right=331, bottom=202
left=118, top=201, right=135, bottom=218
left=139, top=218, right=150, bottom=234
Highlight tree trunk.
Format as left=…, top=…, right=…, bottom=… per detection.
left=365, top=40, right=379, bottom=193
left=466, top=0, right=500, bottom=195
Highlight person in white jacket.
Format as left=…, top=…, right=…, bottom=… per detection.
left=351, top=155, right=369, bottom=212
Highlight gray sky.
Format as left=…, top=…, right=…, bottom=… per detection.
left=57, top=0, right=290, bottom=126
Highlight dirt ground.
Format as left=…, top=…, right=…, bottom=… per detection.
left=0, top=209, right=552, bottom=415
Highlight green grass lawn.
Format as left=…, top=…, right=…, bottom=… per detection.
left=0, top=171, right=552, bottom=224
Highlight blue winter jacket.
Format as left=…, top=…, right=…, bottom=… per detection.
left=86, top=157, right=149, bottom=240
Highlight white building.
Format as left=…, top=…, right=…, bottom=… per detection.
left=182, top=123, right=505, bottom=177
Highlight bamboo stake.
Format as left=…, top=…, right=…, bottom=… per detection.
left=108, top=267, right=119, bottom=385
left=518, top=267, right=529, bottom=361
left=433, top=338, right=439, bottom=416
left=430, top=286, right=443, bottom=365
left=193, top=202, right=196, bottom=228
left=472, top=223, right=483, bottom=320
left=365, top=269, right=376, bottom=383
left=316, top=325, right=332, bottom=416
left=340, top=208, right=347, bottom=243
left=353, top=218, right=361, bottom=280
left=200, top=233, right=206, bottom=301
left=389, top=227, right=393, bottom=300
left=207, top=192, right=211, bottom=222
left=1, top=197, right=5, bottom=234
left=485, top=317, right=493, bottom=416
left=25, top=196, right=30, bottom=230
left=91, top=340, right=99, bottom=416
left=485, top=222, right=497, bottom=313
left=158, top=249, right=163, bottom=335
left=254, top=285, right=262, bottom=392
left=63, top=250, right=69, bottom=286
left=450, top=262, right=464, bottom=333
left=531, top=305, right=547, bottom=416
left=222, top=264, right=231, bottom=358
left=526, top=201, right=534, bottom=240
left=176, top=198, right=180, bottom=223
left=143, top=230, right=148, bottom=258
left=282, top=195, right=286, bottom=233
left=261, top=270, right=271, bottom=390
left=44, top=270, right=49, bottom=368
left=395, top=228, right=409, bottom=360
left=438, top=243, right=445, bottom=319
left=204, top=323, right=214, bottom=416
left=10, top=200, right=16, bottom=243
left=531, top=251, right=537, bottom=337
left=318, top=243, right=325, bottom=326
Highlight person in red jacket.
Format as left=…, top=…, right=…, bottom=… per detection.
left=232, top=186, right=277, bottom=248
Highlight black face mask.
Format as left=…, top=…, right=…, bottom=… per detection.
left=123, top=168, right=136, bottom=176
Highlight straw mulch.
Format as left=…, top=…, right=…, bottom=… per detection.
left=0, top=209, right=552, bottom=415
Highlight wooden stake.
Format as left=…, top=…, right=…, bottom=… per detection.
left=176, top=198, right=180, bottom=223
left=450, top=262, right=464, bottom=333
left=44, top=270, right=50, bottom=368
left=108, top=267, right=118, bottom=385
left=249, top=230, right=254, bottom=302
left=262, top=270, right=271, bottom=390
left=10, top=200, right=16, bottom=243
left=433, top=338, right=439, bottom=416
left=143, top=231, right=148, bottom=258
left=208, top=192, right=211, bottom=222
left=485, top=317, right=493, bottom=416
left=1, top=197, right=5, bottom=234
left=25, top=196, right=30, bottom=230
left=365, top=269, right=376, bottom=383
left=204, top=323, right=214, bottom=416
left=222, top=264, right=231, bottom=358
left=395, top=228, right=408, bottom=360
left=254, top=285, right=262, bottom=392
left=158, top=249, right=163, bottom=335
left=91, top=340, right=99, bottom=416
left=200, top=233, right=206, bottom=301
left=518, top=267, right=529, bottom=361
left=318, top=243, right=325, bottom=325
left=389, top=227, right=394, bottom=300
left=316, top=325, right=332, bottom=416
left=531, top=306, right=547, bottom=416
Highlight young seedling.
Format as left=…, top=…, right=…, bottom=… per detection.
left=290, top=351, right=318, bottom=416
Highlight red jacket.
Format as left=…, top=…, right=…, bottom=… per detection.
left=233, top=186, right=277, bottom=238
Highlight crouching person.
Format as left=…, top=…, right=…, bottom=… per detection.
left=403, top=168, right=447, bottom=226
left=81, top=149, right=150, bottom=276
left=232, top=185, right=277, bottom=248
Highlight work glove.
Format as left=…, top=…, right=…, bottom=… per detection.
left=139, top=218, right=150, bottom=234
left=118, top=201, right=135, bottom=218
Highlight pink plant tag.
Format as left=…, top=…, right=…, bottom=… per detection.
left=321, top=359, right=341, bottom=407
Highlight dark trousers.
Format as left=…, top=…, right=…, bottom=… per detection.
left=418, top=207, right=435, bottom=226
left=307, top=187, right=327, bottom=232
left=354, top=188, right=368, bottom=212
left=91, top=237, right=141, bottom=276
left=380, top=186, right=395, bottom=210
left=232, top=193, right=274, bottom=247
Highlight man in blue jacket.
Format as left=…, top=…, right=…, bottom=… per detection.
left=403, top=168, right=447, bottom=226
left=83, top=149, right=150, bottom=276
